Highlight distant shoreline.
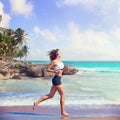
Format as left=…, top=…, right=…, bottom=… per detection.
left=0, top=60, right=78, bottom=80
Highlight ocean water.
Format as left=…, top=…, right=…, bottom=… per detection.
left=0, top=61, right=120, bottom=106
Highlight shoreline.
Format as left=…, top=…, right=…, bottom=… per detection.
left=0, top=105, right=120, bottom=120
left=0, top=61, right=78, bottom=80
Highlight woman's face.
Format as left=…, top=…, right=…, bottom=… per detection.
left=57, top=50, right=62, bottom=58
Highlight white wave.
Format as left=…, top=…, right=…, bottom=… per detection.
left=76, top=67, right=120, bottom=75
left=1, top=97, right=120, bottom=106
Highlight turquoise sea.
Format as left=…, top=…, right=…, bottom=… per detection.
left=0, top=61, right=120, bottom=106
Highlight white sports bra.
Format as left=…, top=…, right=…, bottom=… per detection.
left=54, top=62, right=64, bottom=70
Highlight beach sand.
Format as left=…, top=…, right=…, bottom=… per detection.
left=0, top=105, right=120, bottom=120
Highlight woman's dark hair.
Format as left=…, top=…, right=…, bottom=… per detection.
left=48, top=49, right=59, bottom=61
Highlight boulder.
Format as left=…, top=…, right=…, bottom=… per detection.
left=0, top=69, right=8, bottom=76
left=63, top=65, right=79, bottom=75
left=0, top=61, right=79, bottom=79
left=26, top=65, right=43, bottom=77
left=12, top=74, right=22, bottom=79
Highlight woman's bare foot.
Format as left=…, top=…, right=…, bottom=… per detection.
left=33, top=102, right=37, bottom=110
left=61, top=112, right=69, bottom=116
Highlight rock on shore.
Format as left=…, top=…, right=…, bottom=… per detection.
left=0, top=61, right=79, bottom=80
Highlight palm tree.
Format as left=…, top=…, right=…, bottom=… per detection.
left=0, top=27, right=29, bottom=61
left=22, top=45, right=29, bottom=61
left=13, top=28, right=26, bottom=46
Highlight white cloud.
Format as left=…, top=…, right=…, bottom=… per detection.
left=112, top=28, right=120, bottom=40
left=27, top=22, right=120, bottom=60
left=0, top=1, right=11, bottom=28
left=9, top=0, right=33, bottom=17
left=29, top=22, right=120, bottom=60
left=63, top=22, right=120, bottom=60
left=34, top=26, right=57, bottom=42
left=27, top=49, right=48, bottom=60
left=57, top=0, right=120, bottom=18
left=57, top=0, right=96, bottom=7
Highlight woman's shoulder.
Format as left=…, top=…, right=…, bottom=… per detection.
left=51, top=60, right=57, bottom=65
left=52, top=59, right=62, bottom=64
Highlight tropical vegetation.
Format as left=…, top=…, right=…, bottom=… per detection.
left=0, top=27, right=29, bottom=61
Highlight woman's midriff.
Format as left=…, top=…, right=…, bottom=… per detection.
left=55, top=69, right=63, bottom=76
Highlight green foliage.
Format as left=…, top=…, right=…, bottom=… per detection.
left=28, top=63, right=34, bottom=67
left=0, top=27, right=29, bottom=61
left=15, top=63, right=23, bottom=68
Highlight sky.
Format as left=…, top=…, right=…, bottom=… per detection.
left=0, top=0, right=120, bottom=61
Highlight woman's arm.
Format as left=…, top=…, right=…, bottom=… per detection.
left=47, top=61, right=56, bottom=73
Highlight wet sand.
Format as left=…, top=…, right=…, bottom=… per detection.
left=0, top=105, right=120, bottom=120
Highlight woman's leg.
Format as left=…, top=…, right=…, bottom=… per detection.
left=33, top=85, right=57, bottom=110
left=55, top=85, right=69, bottom=116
